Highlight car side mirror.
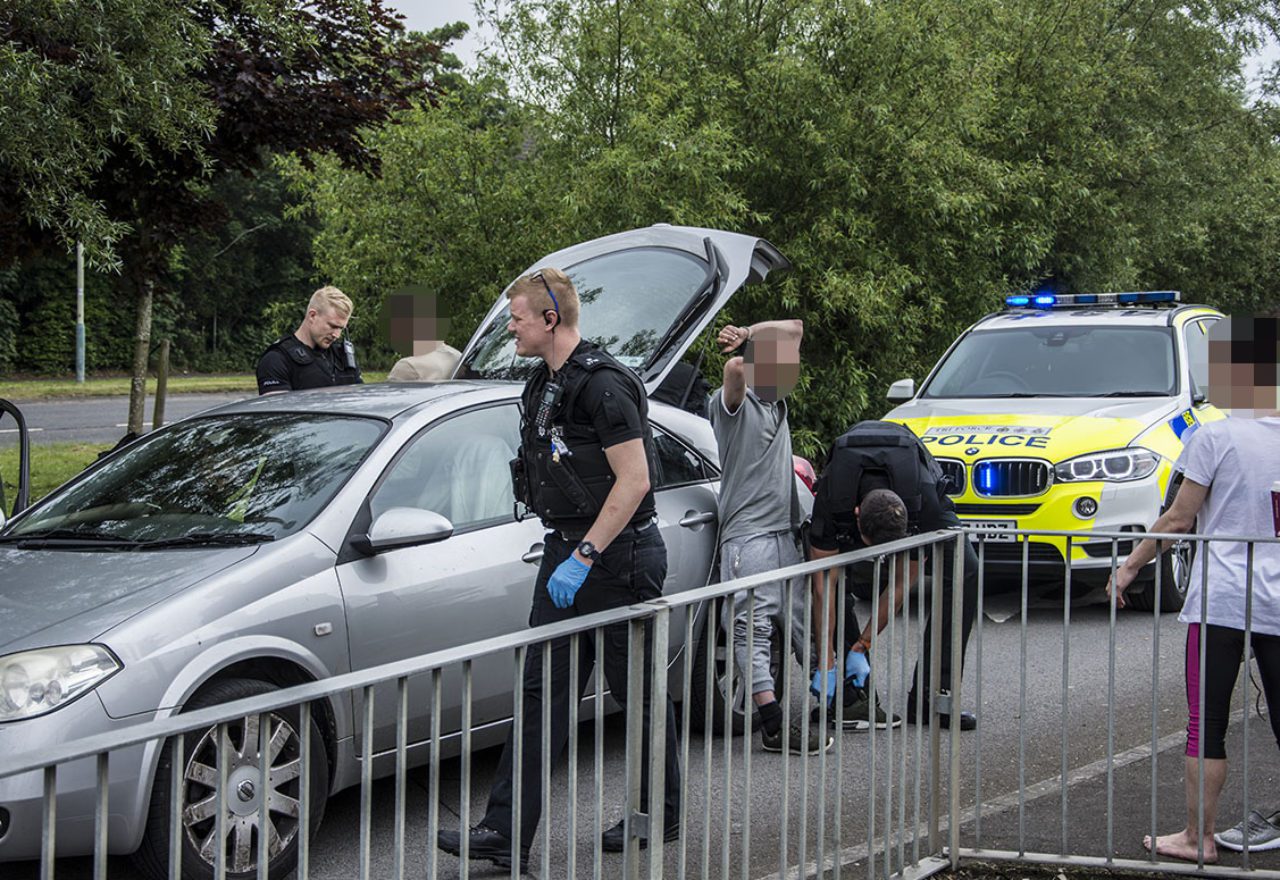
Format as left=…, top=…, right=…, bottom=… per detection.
left=1192, top=390, right=1207, bottom=406
left=354, top=507, right=453, bottom=556
left=886, top=378, right=915, bottom=404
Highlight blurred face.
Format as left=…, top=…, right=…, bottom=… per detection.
left=744, top=331, right=802, bottom=403
left=303, top=307, right=349, bottom=350
left=507, top=294, right=551, bottom=360
left=384, top=288, right=450, bottom=356
left=1207, top=315, right=1280, bottom=418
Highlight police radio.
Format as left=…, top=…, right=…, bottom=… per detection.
left=534, top=381, right=563, bottom=434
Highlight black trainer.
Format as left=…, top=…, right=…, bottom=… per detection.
left=601, top=818, right=680, bottom=852
left=437, top=824, right=530, bottom=872
left=904, top=693, right=976, bottom=731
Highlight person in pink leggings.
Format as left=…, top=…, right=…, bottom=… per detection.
left=1110, top=312, right=1280, bottom=863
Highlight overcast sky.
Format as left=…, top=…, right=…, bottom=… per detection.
left=386, top=0, right=487, bottom=65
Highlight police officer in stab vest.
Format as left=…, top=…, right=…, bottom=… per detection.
left=809, top=421, right=980, bottom=731
left=437, top=268, right=681, bottom=872
left=255, top=286, right=362, bottom=394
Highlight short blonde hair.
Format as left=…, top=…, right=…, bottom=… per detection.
left=507, top=267, right=579, bottom=329
left=308, top=285, right=353, bottom=318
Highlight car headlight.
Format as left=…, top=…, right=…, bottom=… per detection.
left=0, top=645, right=120, bottom=721
left=1053, top=447, right=1160, bottom=483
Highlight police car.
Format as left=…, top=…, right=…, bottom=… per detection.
left=882, top=291, right=1224, bottom=610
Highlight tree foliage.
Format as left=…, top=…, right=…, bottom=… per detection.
left=295, top=0, right=1280, bottom=459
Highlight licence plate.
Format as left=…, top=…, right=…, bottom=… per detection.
left=965, top=519, right=1017, bottom=542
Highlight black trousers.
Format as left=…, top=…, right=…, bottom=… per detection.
left=482, top=524, right=681, bottom=846
left=843, top=533, right=979, bottom=700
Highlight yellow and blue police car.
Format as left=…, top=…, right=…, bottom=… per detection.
left=882, top=291, right=1224, bottom=610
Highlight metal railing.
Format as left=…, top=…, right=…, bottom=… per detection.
left=5, top=526, right=1280, bottom=879
left=957, top=526, right=1280, bottom=879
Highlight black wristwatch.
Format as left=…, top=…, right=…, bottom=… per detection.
left=576, top=540, right=601, bottom=562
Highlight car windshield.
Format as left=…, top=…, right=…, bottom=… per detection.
left=458, top=246, right=710, bottom=381
left=922, top=325, right=1177, bottom=399
left=3, top=414, right=384, bottom=544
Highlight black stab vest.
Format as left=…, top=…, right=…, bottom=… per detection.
left=266, top=335, right=361, bottom=389
left=515, top=343, right=658, bottom=532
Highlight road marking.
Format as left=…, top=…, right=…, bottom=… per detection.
left=0, top=427, right=42, bottom=433
left=756, top=708, right=1248, bottom=880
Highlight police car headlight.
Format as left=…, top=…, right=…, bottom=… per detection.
left=0, top=645, right=120, bottom=721
left=1053, top=448, right=1160, bottom=483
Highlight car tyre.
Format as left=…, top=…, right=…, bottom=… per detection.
left=133, top=677, right=328, bottom=880
left=1129, top=539, right=1195, bottom=613
left=688, top=598, right=785, bottom=735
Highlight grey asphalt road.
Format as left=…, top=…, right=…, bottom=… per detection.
left=0, top=394, right=249, bottom=448
left=12, top=597, right=1280, bottom=879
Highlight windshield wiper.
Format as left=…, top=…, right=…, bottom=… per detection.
left=0, top=527, right=141, bottom=548
left=1098, top=391, right=1162, bottom=397
left=136, top=532, right=276, bottom=549
left=981, top=392, right=1070, bottom=398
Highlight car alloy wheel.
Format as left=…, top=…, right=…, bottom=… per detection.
left=182, top=709, right=304, bottom=872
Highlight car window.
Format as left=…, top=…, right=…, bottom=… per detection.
left=459, top=247, right=710, bottom=381
left=371, top=405, right=521, bottom=531
left=651, top=428, right=711, bottom=488
left=6, top=414, right=385, bottom=541
left=1184, top=318, right=1214, bottom=399
left=922, top=325, right=1177, bottom=398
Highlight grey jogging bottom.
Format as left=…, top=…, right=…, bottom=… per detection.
left=720, top=530, right=807, bottom=696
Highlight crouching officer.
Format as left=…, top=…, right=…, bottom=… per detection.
left=809, top=421, right=980, bottom=731
left=437, top=268, right=681, bottom=872
left=256, top=286, right=363, bottom=394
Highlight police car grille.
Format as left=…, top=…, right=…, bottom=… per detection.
left=935, top=459, right=966, bottom=496
left=973, top=460, right=1050, bottom=497
left=954, top=502, right=1041, bottom=516
left=976, top=542, right=1064, bottom=565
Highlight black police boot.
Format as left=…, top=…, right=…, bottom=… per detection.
left=904, top=690, right=976, bottom=731
left=601, top=818, right=680, bottom=852
left=437, top=824, right=530, bottom=872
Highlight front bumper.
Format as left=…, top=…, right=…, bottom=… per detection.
left=0, top=693, right=159, bottom=861
left=953, top=469, right=1166, bottom=573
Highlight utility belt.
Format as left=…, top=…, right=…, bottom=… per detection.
left=553, top=516, right=658, bottom=545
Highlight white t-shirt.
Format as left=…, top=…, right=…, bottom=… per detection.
left=1176, top=417, right=1280, bottom=635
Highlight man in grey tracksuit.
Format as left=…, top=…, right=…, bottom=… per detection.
left=710, top=319, right=830, bottom=754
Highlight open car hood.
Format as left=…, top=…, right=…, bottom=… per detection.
left=456, top=225, right=790, bottom=395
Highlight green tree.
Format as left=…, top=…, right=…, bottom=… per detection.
left=0, top=0, right=217, bottom=267
left=2, top=1, right=439, bottom=431
left=299, top=0, right=1280, bottom=458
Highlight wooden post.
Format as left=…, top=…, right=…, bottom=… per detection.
left=153, top=339, right=170, bottom=431
left=126, top=279, right=153, bottom=436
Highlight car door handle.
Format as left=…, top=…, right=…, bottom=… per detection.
left=522, top=543, right=544, bottom=564
left=679, top=511, right=716, bottom=528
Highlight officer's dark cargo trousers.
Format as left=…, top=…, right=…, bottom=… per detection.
left=482, top=524, right=681, bottom=848
left=844, top=533, right=979, bottom=701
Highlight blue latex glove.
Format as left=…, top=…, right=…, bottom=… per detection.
left=809, top=669, right=838, bottom=700
left=844, top=648, right=871, bottom=687
left=547, top=555, right=591, bottom=608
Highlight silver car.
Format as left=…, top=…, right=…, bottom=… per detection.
left=0, top=226, right=796, bottom=879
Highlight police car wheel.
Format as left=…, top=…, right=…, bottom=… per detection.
left=688, top=599, right=784, bottom=735
left=1128, top=541, right=1194, bottom=613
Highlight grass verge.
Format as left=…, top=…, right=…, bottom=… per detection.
left=0, top=375, right=257, bottom=400
left=0, top=372, right=389, bottom=401
left=0, top=441, right=112, bottom=509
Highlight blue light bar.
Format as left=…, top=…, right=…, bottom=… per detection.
left=1003, top=290, right=1180, bottom=309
